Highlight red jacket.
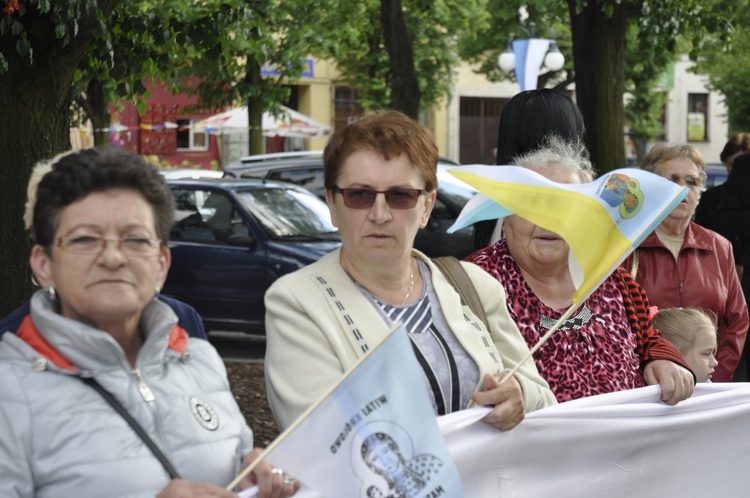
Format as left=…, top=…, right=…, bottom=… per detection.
left=623, top=222, right=748, bottom=381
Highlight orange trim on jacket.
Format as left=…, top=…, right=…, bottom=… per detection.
left=16, top=315, right=189, bottom=371
left=17, top=315, right=78, bottom=372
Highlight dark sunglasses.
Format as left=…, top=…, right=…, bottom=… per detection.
left=332, top=186, right=426, bottom=209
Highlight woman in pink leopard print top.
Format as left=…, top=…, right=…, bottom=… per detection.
left=467, top=136, right=695, bottom=404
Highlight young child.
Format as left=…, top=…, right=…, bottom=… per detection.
left=651, top=307, right=719, bottom=382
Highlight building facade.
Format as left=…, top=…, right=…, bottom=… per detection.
left=87, top=54, right=729, bottom=171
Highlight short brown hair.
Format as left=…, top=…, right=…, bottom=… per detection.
left=323, top=110, right=439, bottom=191
left=720, top=133, right=750, bottom=166
left=33, top=146, right=175, bottom=247
left=641, top=143, right=707, bottom=183
left=652, top=307, right=717, bottom=356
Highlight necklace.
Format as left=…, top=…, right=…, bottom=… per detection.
left=401, top=269, right=415, bottom=305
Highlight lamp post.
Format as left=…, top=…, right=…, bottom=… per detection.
left=497, top=22, right=565, bottom=92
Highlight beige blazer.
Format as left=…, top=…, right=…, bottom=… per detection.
left=264, top=248, right=555, bottom=430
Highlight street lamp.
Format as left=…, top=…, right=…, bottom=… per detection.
left=497, top=22, right=565, bottom=91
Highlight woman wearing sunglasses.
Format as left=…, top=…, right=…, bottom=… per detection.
left=264, top=111, right=555, bottom=432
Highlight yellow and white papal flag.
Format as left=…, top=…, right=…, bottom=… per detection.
left=448, top=165, right=688, bottom=303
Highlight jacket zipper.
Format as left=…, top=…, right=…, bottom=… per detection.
left=131, top=367, right=171, bottom=459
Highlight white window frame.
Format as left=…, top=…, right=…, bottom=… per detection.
left=176, top=118, right=209, bottom=151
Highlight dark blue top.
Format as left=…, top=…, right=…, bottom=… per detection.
left=0, top=295, right=207, bottom=340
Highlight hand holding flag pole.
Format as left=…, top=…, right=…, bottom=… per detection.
left=445, top=165, right=688, bottom=384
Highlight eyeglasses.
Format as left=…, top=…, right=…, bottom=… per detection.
left=661, top=174, right=705, bottom=189
left=332, top=186, right=426, bottom=209
left=55, top=235, right=162, bottom=258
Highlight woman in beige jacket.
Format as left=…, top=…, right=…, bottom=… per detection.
left=265, top=111, right=555, bottom=431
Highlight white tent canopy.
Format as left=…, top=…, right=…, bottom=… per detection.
left=195, top=105, right=332, bottom=138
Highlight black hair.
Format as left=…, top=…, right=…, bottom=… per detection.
left=472, top=89, right=587, bottom=250
left=33, top=146, right=175, bottom=246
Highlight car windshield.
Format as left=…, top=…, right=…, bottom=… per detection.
left=236, top=187, right=339, bottom=239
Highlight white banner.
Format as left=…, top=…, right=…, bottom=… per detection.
left=286, top=383, right=750, bottom=497
left=441, top=383, right=750, bottom=496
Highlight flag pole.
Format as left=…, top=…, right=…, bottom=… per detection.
left=498, top=300, right=580, bottom=384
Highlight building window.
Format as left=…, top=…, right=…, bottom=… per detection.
left=334, top=87, right=363, bottom=129
left=687, top=93, right=708, bottom=142
left=177, top=119, right=209, bottom=151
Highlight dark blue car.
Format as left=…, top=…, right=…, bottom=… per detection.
left=163, top=178, right=341, bottom=334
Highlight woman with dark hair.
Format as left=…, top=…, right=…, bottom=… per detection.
left=473, top=89, right=587, bottom=251
left=0, top=147, right=297, bottom=497
left=0, top=154, right=207, bottom=341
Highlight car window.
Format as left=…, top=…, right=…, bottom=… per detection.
left=239, top=170, right=267, bottom=180
left=266, top=168, right=326, bottom=198
left=437, top=170, right=477, bottom=208
left=431, top=198, right=452, bottom=220
left=706, top=166, right=728, bottom=188
left=171, top=188, right=248, bottom=244
left=236, top=187, right=339, bottom=239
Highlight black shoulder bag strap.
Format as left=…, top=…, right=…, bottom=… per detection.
left=432, top=256, right=490, bottom=330
left=80, top=377, right=182, bottom=479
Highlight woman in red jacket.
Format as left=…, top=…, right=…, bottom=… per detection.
left=623, top=143, right=749, bottom=382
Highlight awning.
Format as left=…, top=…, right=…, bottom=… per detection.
left=195, top=105, right=332, bottom=138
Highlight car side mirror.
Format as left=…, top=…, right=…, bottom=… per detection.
left=228, top=234, right=257, bottom=249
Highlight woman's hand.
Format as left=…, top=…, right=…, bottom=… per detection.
left=157, top=479, right=238, bottom=497
left=643, top=360, right=695, bottom=405
left=237, top=448, right=301, bottom=498
left=471, top=371, right=525, bottom=431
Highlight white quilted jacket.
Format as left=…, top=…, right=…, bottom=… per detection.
left=0, top=292, right=254, bottom=498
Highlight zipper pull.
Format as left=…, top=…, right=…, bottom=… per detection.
left=132, top=368, right=156, bottom=402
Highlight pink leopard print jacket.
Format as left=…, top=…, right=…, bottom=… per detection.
left=467, top=240, right=691, bottom=402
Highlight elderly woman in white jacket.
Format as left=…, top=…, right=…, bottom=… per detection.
left=0, top=147, right=297, bottom=498
left=265, top=111, right=555, bottom=431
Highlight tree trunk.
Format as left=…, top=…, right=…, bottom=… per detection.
left=0, top=1, right=118, bottom=316
left=567, top=0, right=628, bottom=173
left=246, top=59, right=264, bottom=155
left=89, top=80, right=113, bottom=146
left=380, top=0, right=421, bottom=119
left=0, top=53, right=75, bottom=316
left=77, top=79, right=113, bottom=146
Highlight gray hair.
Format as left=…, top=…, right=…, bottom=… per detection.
left=641, top=142, right=707, bottom=183
left=511, top=134, right=596, bottom=183
left=24, top=150, right=75, bottom=232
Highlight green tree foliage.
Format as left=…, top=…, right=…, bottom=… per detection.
left=0, top=0, right=317, bottom=314
left=569, top=0, right=732, bottom=171
left=313, top=0, right=490, bottom=115
left=623, top=7, right=679, bottom=163
left=691, top=3, right=750, bottom=132
left=458, top=0, right=572, bottom=90
left=454, top=0, right=732, bottom=172
left=624, top=1, right=733, bottom=162
left=72, top=1, right=318, bottom=153
left=171, top=0, right=320, bottom=153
